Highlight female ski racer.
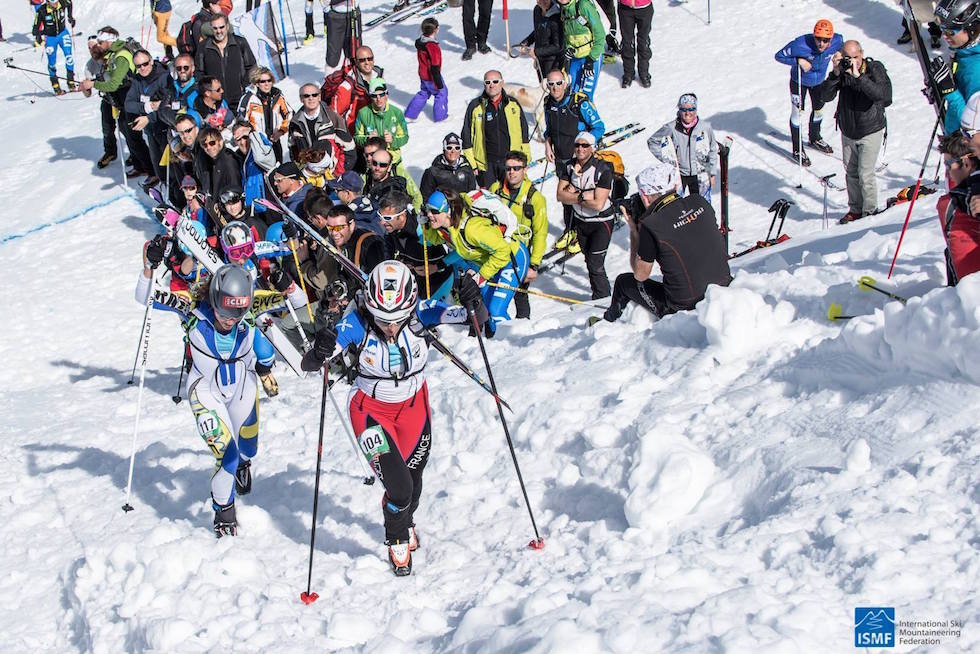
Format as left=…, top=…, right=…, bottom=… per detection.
left=136, top=261, right=275, bottom=536
left=299, top=259, right=482, bottom=575
left=421, top=188, right=529, bottom=336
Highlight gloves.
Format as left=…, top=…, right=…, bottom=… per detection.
left=282, top=219, right=299, bottom=240
left=564, top=47, right=575, bottom=62
left=269, top=268, right=293, bottom=293
left=929, top=56, right=956, bottom=97
left=258, top=369, right=279, bottom=397
left=582, top=59, right=596, bottom=79
left=145, top=234, right=173, bottom=268
left=300, top=327, right=337, bottom=372
left=69, top=17, right=76, bottom=27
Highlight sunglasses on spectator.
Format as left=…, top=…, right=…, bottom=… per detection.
left=135, top=60, right=151, bottom=69
left=679, top=107, right=696, bottom=113
left=301, top=92, right=319, bottom=99
left=814, top=37, right=830, bottom=44
left=257, top=78, right=274, bottom=84
left=546, top=80, right=565, bottom=87
left=176, top=65, right=192, bottom=71
left=484, top=79, right=502, bottom=85
left=444, top=145, right=461, bottom=151
left=371, top=91, right=388, bottom=98
left=943, top=27, right=964, bottom=37
left=379, top=210, right=406, bottom=222
left=325, top=222, right=352, bottom=232
left=371, top=160, right=392, bottom=168
left=209, top=86, right=224, bottom=93
left=356, top=56, right=374, bottom=62
left=213, top=24, right=227, bottom=30
left=178, top=127, right=195, bottom=134
left=204, top=139, right=221, bottom=147
left=505, top=165, right=524, bottom=172
left=573, top=142, right=592, bottom=149
left=961, top=127, right=980, bottom=139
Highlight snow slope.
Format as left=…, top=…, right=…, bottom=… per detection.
left=1, top=0, right=978, bottom=651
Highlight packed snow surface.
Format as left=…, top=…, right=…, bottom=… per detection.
left=1, top=0, right=978, bottom=651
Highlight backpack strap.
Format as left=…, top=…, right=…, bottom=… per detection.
left=353, top=232, right=372, bottom=269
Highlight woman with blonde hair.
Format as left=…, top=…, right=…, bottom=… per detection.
left=239, top=66, right=293, bottom=162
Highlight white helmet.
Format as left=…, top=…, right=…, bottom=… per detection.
left=364, top=260, right=418, bottom=324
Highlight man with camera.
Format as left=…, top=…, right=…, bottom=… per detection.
left=594, top=160, right=730, bottom=325
left=816, top=40, right=892, bottom=223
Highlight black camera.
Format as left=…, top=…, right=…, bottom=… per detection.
left=615, top=192, right=645, bottom=223
left=841, top=56, right=853, bottom=71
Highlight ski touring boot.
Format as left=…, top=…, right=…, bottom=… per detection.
left=213, top=500, right=238, bottom=538
left=235, top=459, right=252, bottom=495
left=387, top=540, right=412, bottom=576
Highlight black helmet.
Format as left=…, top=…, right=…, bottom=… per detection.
left=208, top=264, right=253, bottom=322
left=935, top=0, right=980, bottom=33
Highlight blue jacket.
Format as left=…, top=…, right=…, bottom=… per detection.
left=946, top=43, right=980, bottom=134
left=775, top=33, right=843, bottom=87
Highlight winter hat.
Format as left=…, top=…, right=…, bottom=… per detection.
left=962, top=91, right=980, bottom=133
left=813, top=19, right=834, bottom=39
left=369, top=77, right=388, bottom=95
left=180, top=175, right=198, bottom=189
left=677, top=93, right=698, bottom=110
left=443, top=132, right=463, bottom=148
left=635, top=161, right=678, bottom=196
left=327, top=170, right=364, bottom=193
left=574, top=131, right=596, bottom=147
left=273, top=161, right=301, bottom=180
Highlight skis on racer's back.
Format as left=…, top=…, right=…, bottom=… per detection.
left=905, top=0, right=946, bottom=123
left=365, top=0, right=426, bottom=29
left=531, top=126, right=646, bottom=185
left=528, top=122, right=642, bottom=170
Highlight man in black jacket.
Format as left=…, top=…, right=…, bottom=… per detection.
left=517, top=0, right=563, bottom=81
left=195, top=13, right=256, bottom=112
left=817, top=40, right=892, bottom=222
left=125, top=50, right=171, bottom=186
left=194, top=126, right=243, bottom=202
left=599, top=160, right=731, bottom=323
left=419, top=133, right=478, bottom=202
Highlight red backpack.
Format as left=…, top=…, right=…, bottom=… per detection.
left=320, top=64, right=353, bottom=105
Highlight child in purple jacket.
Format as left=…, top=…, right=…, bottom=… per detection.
left=405, top=18, right=448, bottom=123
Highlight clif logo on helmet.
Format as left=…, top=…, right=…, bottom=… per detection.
left=222, top=296, right=250, bottom=309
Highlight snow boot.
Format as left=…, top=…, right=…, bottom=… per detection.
left=638, top=75, right=651, bottom=89
left=462, top=46, right=475, bottom=60
left=66, top=71, right=76, bottom=91
left=809, top=138, right=833, bottom=154
left=792, top=149, right=812, bottom=167
left=477, top=41, right=491, bottom=54
left=621, top=75, right=633, bottom=88
left=387, top=540, right=412, bottom=576
left=838, top=210, right=863, bottom=224
left=235, top=459, right=252, bottom=495
left=97, top=152, right=117, bottom=169
left=897, top=29, right=912, bottom=45
left=214, top=501, right=238, bottom=537
left=555, top=230, right=581, bottom=254
left=50, top=77, right=64, bottom=95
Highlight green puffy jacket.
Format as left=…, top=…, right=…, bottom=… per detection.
left=561, top=0, right=605, bottom=62
left=353, top=102, right=409, bottom=164
left=423, top=213, right=521, bottom=280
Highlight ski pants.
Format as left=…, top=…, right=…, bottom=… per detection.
left=573, top=216, right=614, bottom=299
left=349, top=384, right=432, bottom=543
left=100, top=97, right=119, bottom=157
left=326, top=9, right=358, bottom=69
left=618, top=3, right=653, bottom=81
left=44, top=29, right=74, bottom=77
left=455, top=242, right=529, bottom=331
left=568, top=56, right=602, bottom=100
left=604, top=272, right=672, bottom=321
left=151, top=9, right=177, bottom=49
left=188, top=375, right=259, bottom=508
left=841, top=128, right=883, bottom=216
left=119, top=108, right=154, bottom=175
left=405, top=80, right=449, bottom=123
left=596, top=0, right=616, bottom=32
left=680, top=174, right=711, bottom=204
left=246, top=0, right=262, bottom=10
left=305, top=0, right=328, bottom=35
left=789, top=79, right=825, bottom=150
left=144, top=128, right=169, bottom=182
left=463, top=0, right=493, bottom=48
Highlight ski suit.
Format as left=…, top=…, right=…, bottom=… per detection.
left=945, top=42, right=980, bottom=135
left=33, top=0, right=75, bottom=80
left=338, top=299, right=468, bottom=543
left=774, top=32, right=842, bottom=150
left=560, top=0, right=605, bottom=100
left=186, top=303, right=275, bottom=508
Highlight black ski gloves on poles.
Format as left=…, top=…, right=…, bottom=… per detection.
left=929, top=56, right=956, bottom=97
left=300, top=326, right=337, bottom=372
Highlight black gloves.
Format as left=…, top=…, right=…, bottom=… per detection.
left=582, top=59, right=596, bottom=78
left=145, top=234, right=173, bottom=268
left=564, top=46, right=575, bottom=62
left=929, top=56, right=956, bottom=97
left=456, top=273, right=483, bottom=311
left=269, top=269, right=293, bottom=292
left=300, top=327, right=337, bottom=372
left=282, top=219, right=299, bottom=240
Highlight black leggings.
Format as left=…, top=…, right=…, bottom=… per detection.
left=605, top=272, right=671, bottom=321
left=574, top=217, right=615, bottom=299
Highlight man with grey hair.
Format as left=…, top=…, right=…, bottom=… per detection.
left=816, top=39, right=892, bottom=222
left=594, top=160, right=730, bottom=324
left=288, top=82, right=355, bottom=169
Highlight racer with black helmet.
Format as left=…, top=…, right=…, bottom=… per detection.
left=931, top=0, right=980, bottom=134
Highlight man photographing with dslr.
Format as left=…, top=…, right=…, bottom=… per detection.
left=816, top=39, right=892, bottom=223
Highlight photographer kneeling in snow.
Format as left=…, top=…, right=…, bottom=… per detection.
left=596, top=161, right=731, bottom=324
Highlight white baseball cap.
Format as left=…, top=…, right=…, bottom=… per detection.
left=635, top=160, right=678, bottom=196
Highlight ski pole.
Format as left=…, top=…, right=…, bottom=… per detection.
left=300, top=367, right=329, bottom=605
left=775, top=199, right=793, bottom=239
left=172, top=345, right=186, bottom=404
left=486, top=281, right=589, bottom=305
left=826, top=303, right=855, bottom=321
left=764, top=200, right=782, bottom=241
left=324, top=371, right=376, bottom=485
left=469, top=311, right=544, bottom=550
left=122, top=266, right=160, bottom=512
left=503, top=0, right=510, bottom=55
left=795, top=61, right=804, bottom=189
left=820, top=174, right=836, bottom=230
left=3, top=59, right=77, bottom=82
left=858, top=275, right=908, bottom=304
left=422, top=231, right=431, bottom=298
left=707, top=0, right=711, bottom=24
left=128, top=300, right=153, bottom=384
left=287, top=238, right=316, bottom=324
left=887, top=114, right=941, bottom=279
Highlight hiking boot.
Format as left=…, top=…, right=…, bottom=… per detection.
left=235, top=459, right=252, bottom=495
left=809, top=138, right=833, bottom=154
left=387, top=540, right=412, bottom=576
left=838, top=210, right=863, bottom=224
left=792, top=150, right=812, bottom=167
left=462, top=46, right=475, bottom=61
left=303, top=33, right=314, bottom=45
left=97, top=152, right=117, bottom=169
left=213, top=501, right=237, bottom=538
left=897, top=29, right=912, bottom=45
left=638, top=75, right=651, bottom=88
left=555, top=230, right=581, bottom=254
left=66, top=71, right=76, bottom=91
left=140, top=176, right=161, bottom=191
left=621, top=75, right=633, bottom=89
left=126, top=167, right=148, bottom=178
left=477, top=41, right=491, bottom=54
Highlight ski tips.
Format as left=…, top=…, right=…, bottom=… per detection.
left=300, top=591, right=319, bottom=605
left=122, top=503, right=134, bottom=512
left=528, top=537, right=546, bottom=550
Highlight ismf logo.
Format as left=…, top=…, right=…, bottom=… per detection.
left=855, top=608, right=895, bottom=647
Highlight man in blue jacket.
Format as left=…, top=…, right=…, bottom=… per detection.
left=774, top=19, right=843, bottom=166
